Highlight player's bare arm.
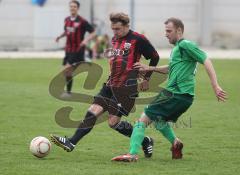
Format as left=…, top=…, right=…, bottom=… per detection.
left=139, top=60, right=159, bottom=91
left=80, top=31, right=96, bottom=47
left=134, top=62, right=169, bottom=74
left=56, top=32, right=66, bottom=42
left=203, top=58, right=227, bottom=102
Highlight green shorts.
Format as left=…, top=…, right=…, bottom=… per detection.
left=144, top=89, right=193, bottom=122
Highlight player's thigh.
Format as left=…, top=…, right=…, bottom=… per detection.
left=108, top=86, right=137, bottom=117
left=63, top=52, right=83, bottom=67
left=166, top=95, right=193, bottom=122
left=69, top=49, right=85, bottom=65
left=108, top=94, right=135, bottom=117
left=63, top=53, right=74, bottom=66
left=144, top=89, right=173, bottom=120
left=76, top=47, right=85, bottom=62
left=144, top=91, right=193, bottom=122
left=93, top=84, right=112, bottom=112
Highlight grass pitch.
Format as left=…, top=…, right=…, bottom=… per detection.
left=0, top=58, right=239, bottom=175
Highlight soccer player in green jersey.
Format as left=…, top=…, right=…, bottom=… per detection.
left=112, top=17, right=227, bottom=162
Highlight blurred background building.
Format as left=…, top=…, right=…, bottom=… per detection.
left=0, top=0, right=240, bottom=51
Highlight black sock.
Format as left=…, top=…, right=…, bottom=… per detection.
left=69, top=111, right=97, bottom=145
left=111, top=121, right=133, bottom=137
left=112, top=121, right=149, bottom=146
left=66, top=76, right=73, bottom=93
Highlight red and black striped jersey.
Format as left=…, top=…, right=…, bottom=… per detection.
left=64, top=15, right=94, bottom=53
left=106, top=30, right=159, bottom=87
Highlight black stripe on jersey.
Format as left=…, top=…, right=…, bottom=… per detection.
left=110, top=39, right=121, bottom=82
left=122, top=38, right=137, bottom=87
left=68, top=20, right=73, bottom=52
left=74, top=17, right=79, bottom=52
left=121, top=36, right=132, bottom=72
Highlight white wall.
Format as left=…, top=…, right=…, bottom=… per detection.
left=0, top=0, right=34, bottom=50
left=133, top=0, right=200, bottom=47
left=93, top=0, right=202, bottom=48
left=32, top=0, right=91, bottom=50
left=212, top=0, right=240, bottom=48
left=0, top=0, right=91, bottom=50
left=0, top=0, right=240, bottom=50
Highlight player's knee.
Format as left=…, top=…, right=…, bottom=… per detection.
left=64, top=66, right=73, bottom=76
left=88, top=104, right=104, bottom=116
left=138, top=113, right=151, bottom=126
left=108, top=116, right=120, bottom=128
left=108, top=120, right=118, bottom=128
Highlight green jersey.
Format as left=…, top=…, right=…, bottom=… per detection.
left=166, top=39, right=207, bottom=96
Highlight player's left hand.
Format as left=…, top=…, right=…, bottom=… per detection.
left=55, top=37, right=60, bottom=43
left=77, top=41, right=87, bottom=51
left=214, top=85, right=227, bottom=102
left=134, top=62, right=150, bottom=72
left=139, top=79, right=149, bottom=91
left=80, top=40, right=87, bottom=47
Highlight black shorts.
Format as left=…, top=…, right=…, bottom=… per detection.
left=63, top=48, right=85, bottom=66
left=93, top=84, right=138, bottom=117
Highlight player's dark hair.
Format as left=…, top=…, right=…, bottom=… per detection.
left=110, top=12, right=130, bottom=26
left=165, top=17, right=184, bottom=33
left=70, top=0, right=80, bottom=8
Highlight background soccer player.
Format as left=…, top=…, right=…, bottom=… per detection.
left=51, top=12, right=160, bottom=158
left=56, top=0, right=96, bottom=96
left=112, top=17, right=227, bottom=162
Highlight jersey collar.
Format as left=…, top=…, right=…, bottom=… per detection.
left=177, top=38, right=185, bottom=44
left=118, top=30, right=132, bottom=40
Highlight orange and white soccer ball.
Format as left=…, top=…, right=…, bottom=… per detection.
left=30, top=136, right=51, bottom=158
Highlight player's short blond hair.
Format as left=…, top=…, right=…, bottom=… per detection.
left=109, top=12, right=130, bottom=26
left=165, top=17, right=184, bottom=33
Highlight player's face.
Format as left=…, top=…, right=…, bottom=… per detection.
left=165, top=22, right=178, bottom=45
left=111, top=22, right=129, bottom=39
left=69, top=2, right=79, bottom=16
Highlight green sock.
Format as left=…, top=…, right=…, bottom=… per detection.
left=155, top=120, right=176, bottom=144
left=129, top=121, right=146, bottom=155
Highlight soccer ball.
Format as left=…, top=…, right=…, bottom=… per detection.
left=29, top=136, right=51, bottom=158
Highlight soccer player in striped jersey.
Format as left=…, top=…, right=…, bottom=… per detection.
left=51, top=12, right=160, bottom=158
left=112, top=17, right=227, bottom=162
left=56, top=0, right=96, bottom=96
